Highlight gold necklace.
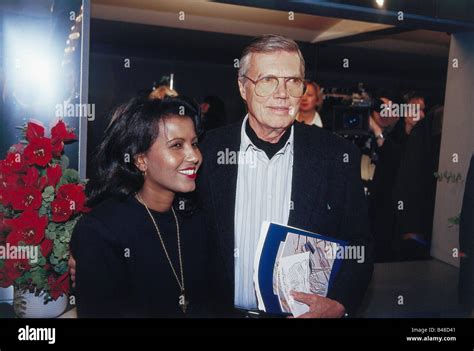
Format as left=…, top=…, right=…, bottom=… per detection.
left=135, top=193, right=188, bottom=313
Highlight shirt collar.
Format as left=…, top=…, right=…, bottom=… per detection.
left=240, top=114, right=294, bottom=155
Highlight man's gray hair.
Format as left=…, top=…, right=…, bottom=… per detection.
left=238, top=34, right=305, bottom=80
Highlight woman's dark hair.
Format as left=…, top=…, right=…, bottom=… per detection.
left=87, top=96, right=200, bottom=207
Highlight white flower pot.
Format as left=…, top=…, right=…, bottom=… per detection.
left=14, top=289, right=68, bottom=318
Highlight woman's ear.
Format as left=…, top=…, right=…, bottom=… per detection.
left=134, top=154, right=147, bottom=173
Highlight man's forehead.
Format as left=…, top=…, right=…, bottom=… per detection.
left=248, top=51, right=302, bottom=77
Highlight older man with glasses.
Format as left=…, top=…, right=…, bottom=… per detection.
left=198, top=34, right=373, bottom=318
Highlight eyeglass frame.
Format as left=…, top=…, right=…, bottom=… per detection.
left=241, top=74, right=306, bottom=98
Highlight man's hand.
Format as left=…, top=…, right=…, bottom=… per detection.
left=68, top=255, right=77, bottom=288
left=291, top=291, right=346, bottom=318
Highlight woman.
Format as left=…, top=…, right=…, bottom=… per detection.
left=296, top=80, right=324, bottom=128
left=70, top=96, right=209, bottom=317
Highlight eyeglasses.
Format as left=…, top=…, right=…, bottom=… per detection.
left=242, top=75, right=305, bottom=98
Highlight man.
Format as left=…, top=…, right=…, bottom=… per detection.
left=198, top=34, right=373, bottom=318
left=402, top=92, right=426, bottom=136
left=367, top=97, right=405, bottom=262
left=393, top=92, right=435, bottom=260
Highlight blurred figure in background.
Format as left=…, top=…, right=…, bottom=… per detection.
left=402, top=91, right=426, bottom=135
left=367, top=97, right=407, bottom=262
left=459, top=155, right=474, bottom=316
left=200, top=95, right=226, bottom=132
left=296, top=80, right=330, bottom=128
left=394, top=92, right=439, bottom=261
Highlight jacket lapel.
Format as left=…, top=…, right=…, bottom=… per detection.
left=207, top=123, right=241, bottom=286
left=288, top=123, right=326, bottom=230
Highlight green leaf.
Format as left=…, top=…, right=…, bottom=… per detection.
left=50, top=255, right=59, bottom=265
left=29, top=249, right=46, bottom=267
left=59, top=230, right=72, bottom=243
left=48, top=222, right=58, bottom=231
left=46, top=229, right=56, bottom=240
left=29, top=266, right=40, bottom=272
left=43, top=186, right=55, bottom=196
left=60, top=155, right=70, bottom=170
left=64, top=220, right=74, bottom=231
left=39, top=206, right=48, bottom=216
left=53, top=243, right=67, bottom=259
left=59, top=169, right=80, bottom=185
left=54, top=261, right=68, bottom=275
left=30, top=269, right=47, bottom=288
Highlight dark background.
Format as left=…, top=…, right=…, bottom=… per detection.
left=86, top=18, right=449, bottom=177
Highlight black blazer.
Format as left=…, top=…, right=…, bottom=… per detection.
left=197, top=121, right=374, bottom=316
left=459, top=155, right=474, bottom=310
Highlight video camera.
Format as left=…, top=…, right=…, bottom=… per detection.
left=328, top=86, right=373, bottom=136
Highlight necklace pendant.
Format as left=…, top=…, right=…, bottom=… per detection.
left=179, top=292, right=188, bottom=313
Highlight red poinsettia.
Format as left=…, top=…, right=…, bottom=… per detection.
left=1, top=171, right=22, bottom=187
left=0, top=212, right=7, bottom=234
left=51, top=198, right=74, bottom=222
left=56, top=183, right=87, bottom=213
left=10, top=186, right=42, bottom=211
left=0, top=172, right=22, bottom=206
left=0, top=152, right=27, bottom=174
left=0, top=213, right=7, bottom=245
left=0, top=119, right=86, bottom=302
left=25, top=121, right=45, bottom=142
left=51, top=120, right=77, bottom=144
left=52, top=142, right=64, bottom=158
left=5, top=211, right=48, bottom=246
left=24, top=137, right=53, bottom=167
left=22, top=167, right=47, bottom=191
left=46, top=164, right=62, bottom=187
left=51, top=120, right=77, bottom=158
left=0, top=187, right=11, bottom=207
left=48, top=272, right=70, bottom=299
left=40, top=239, right=54, bottom=257
left=3, top=258, right=31, bottom=282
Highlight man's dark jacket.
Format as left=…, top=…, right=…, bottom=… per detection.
left=197, top=121, right=374, bottom=316
left=459, top=155, right=474, bottom=310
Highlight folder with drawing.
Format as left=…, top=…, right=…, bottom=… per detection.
left=253, top=221, right=347, bottom=317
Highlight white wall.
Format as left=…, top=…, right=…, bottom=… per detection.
left=432, top=31, right=474, bottom=267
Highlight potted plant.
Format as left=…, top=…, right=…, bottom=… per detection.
left=0, top=120, right=88, bottom=317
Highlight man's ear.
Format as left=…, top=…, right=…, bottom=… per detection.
left=134, top=153, right=147, bottom=172
left=238, top=79, right=247, bottom=102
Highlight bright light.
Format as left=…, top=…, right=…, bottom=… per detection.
left=4, top=18, right=59, bottom=105
left=376, top=0, right=385, bottom=7
left=24, top=57, right=55, bottom=96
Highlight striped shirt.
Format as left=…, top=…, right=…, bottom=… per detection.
left=234, top=115, right=294, bottom=310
